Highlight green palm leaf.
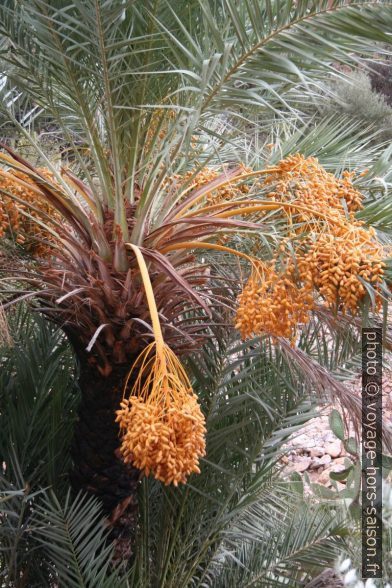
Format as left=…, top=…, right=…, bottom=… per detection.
left=0, top=308, right=79, bottom=491
left=35, top=491, right=125, bottom=588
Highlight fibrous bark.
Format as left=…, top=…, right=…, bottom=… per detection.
left=70, top=358, right=140, bottom=562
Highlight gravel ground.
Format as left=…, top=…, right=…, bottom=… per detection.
left=280, top=367, right=392, bottom=488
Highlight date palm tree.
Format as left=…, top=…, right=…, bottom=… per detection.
left=0, top=0, right=391, bottom=558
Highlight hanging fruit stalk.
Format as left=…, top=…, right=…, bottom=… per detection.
left=116, top=244, right=206, bottom=486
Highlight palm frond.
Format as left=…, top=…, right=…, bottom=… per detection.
left=161, top=1, right=392, bottom=120
left=206, top=494, right=346, bottom=588
left=0, top=307, right=79, bottom=491
left=35, top=491, right=125, bottom=588
left=0, top=453, right=49, bottom=587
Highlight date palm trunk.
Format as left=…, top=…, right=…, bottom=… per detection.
left=69, top=342, right=141, bottom=562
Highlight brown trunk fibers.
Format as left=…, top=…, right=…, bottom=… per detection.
left=69, top=348, right=140, bottom=562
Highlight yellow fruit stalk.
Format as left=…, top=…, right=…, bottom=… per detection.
left=116, top=244, right=206, bottom=486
